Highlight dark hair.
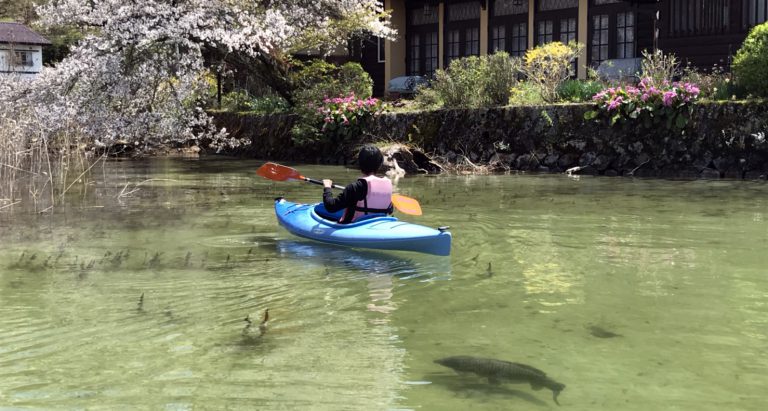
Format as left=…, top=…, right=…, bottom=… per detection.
left=358, top=145, right=383, bottom=174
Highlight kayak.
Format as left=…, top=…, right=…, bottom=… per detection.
left=274, top=198, right=452, bottom=256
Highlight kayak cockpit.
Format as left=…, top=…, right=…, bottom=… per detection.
left=311, top=203, right=396, bottom=227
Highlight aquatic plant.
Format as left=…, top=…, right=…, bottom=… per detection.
left=585, top=78, right=700, bottom=133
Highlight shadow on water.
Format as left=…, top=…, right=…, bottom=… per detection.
left=426, top=373, right=550, bottom=407
left=274, top=239, right=452, bottom=281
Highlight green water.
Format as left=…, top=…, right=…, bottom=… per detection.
left=1, top=158, right=766, bottom=410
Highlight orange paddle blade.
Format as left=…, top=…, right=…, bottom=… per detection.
left=256, top=162, right=305, bottom=182
left=391, top=194, right=422, bottom=216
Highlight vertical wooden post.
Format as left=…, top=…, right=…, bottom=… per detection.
left=578, top=0, right=589, bottom=79
left=480, top=3, right=489, bottom=56
left=439, top=2, right=445, bottom=69
left=384, top=0, right=407, bottom=95
left=528, top=0, right=535, bottom=49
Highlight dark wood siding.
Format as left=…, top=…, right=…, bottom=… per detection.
left=657, top=0, right=753, bottom=69
left=359, top=37, right=386, bottom=97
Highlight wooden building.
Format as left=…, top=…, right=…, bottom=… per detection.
left=361, top=0, right=767, bottom=96
left=0, top=22, right=50, bottom=79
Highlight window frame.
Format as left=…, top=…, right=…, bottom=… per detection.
left=13, top=50, right=34, bottom=67
left=488, top=0, right=528, bottom=56
left=534, top=6, right=578, bottom=47
left=444, top=0, right=482, bottom=66
left=588, top=0, right=638, bottom=67
left=406, top=3, right=440, bottom=76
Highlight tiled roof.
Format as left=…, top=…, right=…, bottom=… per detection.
left=0, top=22, right=51, bottom=45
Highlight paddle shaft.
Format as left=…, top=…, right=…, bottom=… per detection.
left=303, top=177, right=345, bottom=190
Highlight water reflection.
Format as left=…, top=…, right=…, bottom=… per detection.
left=274, top=239, right=452, bottom=282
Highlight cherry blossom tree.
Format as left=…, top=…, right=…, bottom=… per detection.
left=1, top=0, right=393, bottom=151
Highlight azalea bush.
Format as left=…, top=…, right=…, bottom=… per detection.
left=317, top=93, right=382, bottom=142
left=585, top=77, right=700, bottom=133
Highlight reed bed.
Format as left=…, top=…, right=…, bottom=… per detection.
left=0, top=107, right=95, bottom=213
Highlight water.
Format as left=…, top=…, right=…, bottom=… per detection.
left=1, top=158, right=766, bottom=410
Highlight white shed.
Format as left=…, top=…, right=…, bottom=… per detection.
left=0, top=22, right=51, bottom=79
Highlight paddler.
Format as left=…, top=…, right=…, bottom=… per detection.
left=322, top=145, right=394, bottom=224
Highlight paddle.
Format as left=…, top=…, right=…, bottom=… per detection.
left=256, top=162, right=423, bottom=216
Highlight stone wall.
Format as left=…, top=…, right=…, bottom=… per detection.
left=213, top=101, right=768, bottom=178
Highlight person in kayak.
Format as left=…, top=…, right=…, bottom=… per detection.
left=322, top=145, right=394, bottom=224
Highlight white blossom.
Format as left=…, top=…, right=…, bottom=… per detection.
left=0, top=0, right=393, bottom=150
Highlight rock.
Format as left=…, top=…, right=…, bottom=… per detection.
left=604, top=169, right=619, bottom=177
left=379, top=143, right=442, bottom=176
left=544, top=153, right=560, bottom=167
left=700, top=168, right=721, bottom=179
left=558, top=153, right=579, bottom=169
left=515, top=154, right=539, bottom=170
left=579, top=152, right=597, bottom=166
left=592, top=154, right=613, bottom=171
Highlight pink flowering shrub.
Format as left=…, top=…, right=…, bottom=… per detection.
left=585, top=78, right=700, bottom=132
left=315, top=92, right=382, bottom=141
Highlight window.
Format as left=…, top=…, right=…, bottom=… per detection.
left=377, top=37, right=385, bottom=63
left=466, top=27, right=480, bottom=56
left=560, top=17, right=576, bottom=44
left=13, top=51, right=33, bottom=67
left=591, top=14, right=609, bottom=65
left=447, top=30, right=461, bottom=65
left=616, top=12, right=635, bottom=58
left=538, top=20, right=554, bottom=45
left=511, top=23, right=527, bottom=57
left=408, top=35, right=420, bottom=75
left=491, top=25, right=506, bottom=53
left=425, top=32, right=439, bottom=76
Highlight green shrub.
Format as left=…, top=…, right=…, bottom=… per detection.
left=220, top=90, right=252, bottom=111
left=733, top=22, right=768, bottom=97
left=482, top=52, right=521, bottom=106
left=557, top=80, right=604, bottom=102
left=522, top=42, right=582, bottom=103
left=250, top=95, right=290, bottom=114
left=508, top=81, right=544, bottom=106
left=218, top=90, right=289, bottom=113
left=413, top=85, right=444, bottom=109
left=291, top=60, right=373, bottom=108
left=416, top=52, right=520, bottom=109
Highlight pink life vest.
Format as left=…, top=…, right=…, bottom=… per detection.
left=347, top=175, right=393, bottom=222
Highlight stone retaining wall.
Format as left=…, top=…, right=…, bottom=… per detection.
left=213, top=101, right=768, bottom=178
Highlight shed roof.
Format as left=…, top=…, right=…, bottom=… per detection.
left=0, top=22, right=51, bottom=45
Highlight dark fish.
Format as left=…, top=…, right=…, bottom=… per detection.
left=587, top=325, right=622, bottom=338
left=435, top=355, right=565, bottom=405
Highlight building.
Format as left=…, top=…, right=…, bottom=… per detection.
left=366, top=0, right=768, bottom=95
left=0, top=22, right=51, bottom=79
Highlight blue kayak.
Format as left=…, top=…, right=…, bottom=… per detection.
left=274, top=198, right=452, bottom=256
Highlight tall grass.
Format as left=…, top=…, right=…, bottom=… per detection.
left=0, top=108, right=94, bottom=213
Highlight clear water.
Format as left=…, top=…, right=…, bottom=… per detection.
left=1, top=158, right=766, bottom=410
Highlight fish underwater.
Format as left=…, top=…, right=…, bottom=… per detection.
left=435, top=355, right=566, bottom=405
